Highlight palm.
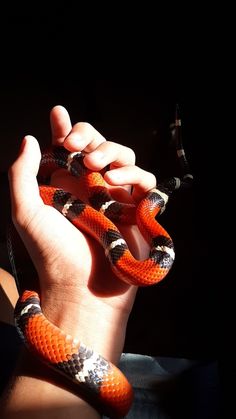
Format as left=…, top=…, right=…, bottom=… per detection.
left=10, top=106, right=153, bottom=319
left=20, top=164, right=145, bottom=317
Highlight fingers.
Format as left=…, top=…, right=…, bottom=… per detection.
left=63, top=122, right=106, bottom=152
left=69, top=131, right=155, bottom=199
left=50, top=105, right=72, bottom=145
left=8, top=136, right=43, bottom=227
left=83, top=141, right=136, bottom=171
left=105, top=166, right=156, bottom=202
left=52, top=112, right=135, bottom=169
left=71, top=136, right=154, bottom=198
left=50, top=108, right=155, bottom=200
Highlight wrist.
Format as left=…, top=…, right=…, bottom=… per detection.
left=41, top=285, right=130, bottom=364
left=12, top=290, right=134, bottom=418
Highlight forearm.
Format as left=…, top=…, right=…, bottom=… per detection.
left=41, top=283, right=131, bottom=364
left=0, top=287, right=131, bottom=419
left=0, top=349, right=101, bottom=419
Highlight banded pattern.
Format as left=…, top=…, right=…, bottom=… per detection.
left=38, top=147, right=175, bottom=286
left=15, top=290, right=133, bottom=418
left=15, top=144, right=179, bottom=418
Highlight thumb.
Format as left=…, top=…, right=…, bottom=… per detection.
left=8, top=136, right=44, bottom=227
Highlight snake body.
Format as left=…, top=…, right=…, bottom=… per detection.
left=14, top=115, right=192, bottom=418
left=36, top=147, right=175, bottom=286
left=14, top=290, right=132, bottom=418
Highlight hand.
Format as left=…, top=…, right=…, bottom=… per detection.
left=8, top=105, right=156, bottom=364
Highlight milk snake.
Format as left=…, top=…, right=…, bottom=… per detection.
left=13, top=109, right=193, bottom=418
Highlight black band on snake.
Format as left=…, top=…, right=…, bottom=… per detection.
left=11, top=105, right=193, bottom=418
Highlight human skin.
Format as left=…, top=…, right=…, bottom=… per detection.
left=0, top=105, right=156, bottom=418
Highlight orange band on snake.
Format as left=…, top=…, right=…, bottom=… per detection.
left=14, top=145, right=177, bottom=418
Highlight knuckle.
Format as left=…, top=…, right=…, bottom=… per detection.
left=75, top=121, right=93, bottom=133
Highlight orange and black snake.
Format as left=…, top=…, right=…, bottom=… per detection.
left=13, top=110, right=193, bottom=418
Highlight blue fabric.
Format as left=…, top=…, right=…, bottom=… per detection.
left=103, top=353, right=220, bottom=419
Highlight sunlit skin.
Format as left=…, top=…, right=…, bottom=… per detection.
left=1, top=105, right=157, bottom=419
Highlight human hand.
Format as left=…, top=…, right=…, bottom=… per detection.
left=8, top=105, right=156, bottom=363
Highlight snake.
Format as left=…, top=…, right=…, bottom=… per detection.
left=13, top=109, right=193, bottom=418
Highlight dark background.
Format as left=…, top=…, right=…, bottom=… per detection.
left=0, top=6, right=229, bottom=417
left=0, top=73, right=212, bottom=358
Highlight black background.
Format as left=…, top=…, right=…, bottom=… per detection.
left=0, top=78, right=212, bottom=359
left=0, top=5, right=228, bottom=416
left=0, top=18, right=213, bottom=353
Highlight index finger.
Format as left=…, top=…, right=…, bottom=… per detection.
left=50, top=105, right=72, bottom=145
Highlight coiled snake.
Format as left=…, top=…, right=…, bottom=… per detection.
left=13, top=109, right=193, bottom=418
